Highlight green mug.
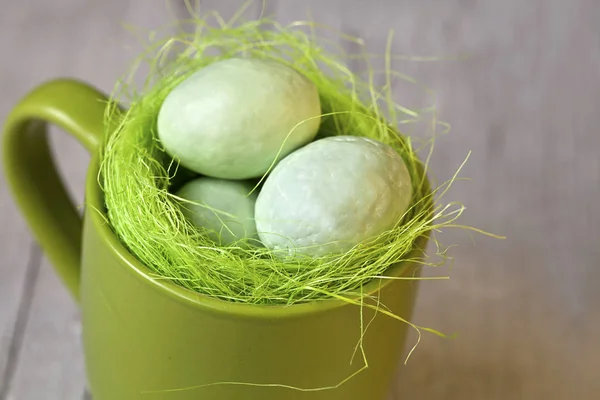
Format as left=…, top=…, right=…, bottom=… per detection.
left=2, top=79, right=427, bottom=400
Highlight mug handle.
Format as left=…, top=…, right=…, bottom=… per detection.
left=2, top=79, right=109, bottom=302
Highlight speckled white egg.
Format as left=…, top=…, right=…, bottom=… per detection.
left=157, top=57, right=321, bottom=179
left=175, top=177, right=258, bottom=245
left=254, top=136, right=412, bottom=257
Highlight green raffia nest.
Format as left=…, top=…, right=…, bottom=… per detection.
left=100, top=11, right=468, bottom=309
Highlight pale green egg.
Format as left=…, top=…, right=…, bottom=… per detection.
left=255, top=136, right=413, bottom=257
left=158, top=57, right=321, bottom=180
left=175, top=177, right=258, bottom=246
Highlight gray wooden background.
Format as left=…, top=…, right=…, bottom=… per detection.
left=0, top=1, right=598, bottom=399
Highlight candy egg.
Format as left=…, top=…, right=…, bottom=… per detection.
left=175, top=177, right=258, bottom=245
left=158, top=57, right=321, bottom=179
left=255, top=136, right=412, bottom=257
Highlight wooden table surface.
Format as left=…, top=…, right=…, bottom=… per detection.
left=0, top=1, right=598, bottom=399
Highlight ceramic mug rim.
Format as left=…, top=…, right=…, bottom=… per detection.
left=86, top=153, right=429, bottom=320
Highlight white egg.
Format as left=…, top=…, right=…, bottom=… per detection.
left=158, top=58, right=321, bottom=179
left=255, top=136, right=412, bottom=257
left=175, top=177, right=258, bottom=246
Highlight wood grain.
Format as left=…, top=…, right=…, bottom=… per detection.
left=0, top=0, right=598, bottom=399
left=5, top=257, right=85, bottom=400
left=0, top=1, right=182, bottom=398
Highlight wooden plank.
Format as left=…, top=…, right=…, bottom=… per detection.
left=5, top=257, right=86, bottom=400
left=1, top=0, right=599, bottom=399
left=191, top=0, right=261, bottom=20
left=0, top=1, right=185, bottom=399
left=0, top=0, right=63, bottom=392
left=0, top=245, right=41, bottom=399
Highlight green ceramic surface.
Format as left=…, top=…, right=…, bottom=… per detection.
left=2, top=79, right=426, bottom=400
